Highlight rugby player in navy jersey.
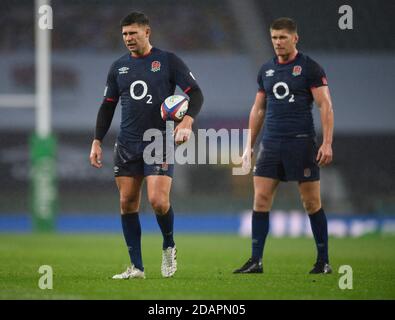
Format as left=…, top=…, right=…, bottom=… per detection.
left=234, top=18, right=334, bottom=274
left=89, top=12, right=203, bottom=279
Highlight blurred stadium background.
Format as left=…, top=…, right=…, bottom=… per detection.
left=0, top=0, right=394, bottom=236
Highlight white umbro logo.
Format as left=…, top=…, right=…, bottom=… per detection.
left=118, top=67, right=129, bottom=74
left=265, top=69, right=275, bottom=77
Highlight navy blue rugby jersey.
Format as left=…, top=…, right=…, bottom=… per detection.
left=257, top=52, right=328, bottom=140
left=103, top=47, right=198, bottom=144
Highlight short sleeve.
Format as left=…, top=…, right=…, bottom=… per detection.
left=257, top=68, right=265, bottom=92
left=306, top=57, right=328, bottom=88
left=168, top=53, right=199, bottom=93
left=103, top=63, right=119, bottom=100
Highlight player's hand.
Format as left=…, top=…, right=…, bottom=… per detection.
left=90, top=139, right=103, bottom=168
left=316, top=143, right=333, bottom=167
left=242, top=147, right=254, bottom=172
left=174, top=115, right=193, bottom=145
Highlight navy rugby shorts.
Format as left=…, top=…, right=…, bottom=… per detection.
left=253, top=138, right=320, bottom=182
left=113, top=139, right=174, bottom=178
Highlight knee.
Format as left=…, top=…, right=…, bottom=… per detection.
left=149, top=195, right=170, bottom=215
left=254, top=192, right=273, bottom=211
left=120, top=195, right=139, bottom=213
left=301, top=198, right=321, bottom=214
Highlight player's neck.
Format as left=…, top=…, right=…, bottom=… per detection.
left=277, top=49, right=298, bottom=64
left=131, top=44, right=153, bottom=58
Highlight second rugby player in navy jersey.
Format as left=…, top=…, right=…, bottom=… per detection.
left=234, top=17, right=334, bottom=275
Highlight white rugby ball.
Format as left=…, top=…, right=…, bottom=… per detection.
left=160, top=95, right=189, bottom=121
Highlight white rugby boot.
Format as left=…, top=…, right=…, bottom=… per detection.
left=112, top=265, right=145, bottom=279
left=161, top=246, right=177, bottom=278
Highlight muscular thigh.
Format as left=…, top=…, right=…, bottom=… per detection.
left=146, top=175, right=172, bottom=202
left=253, top=176, right=280, bottom=212
left=115, top=176, right=144, bottom=212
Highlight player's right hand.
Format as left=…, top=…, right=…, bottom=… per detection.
left=241, top=147, right=254, bottom=172
left=90, top=139, right=103, bottom=168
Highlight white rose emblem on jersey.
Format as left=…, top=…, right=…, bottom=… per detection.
left=151, top=61, right=161, bottom=72
left=292, top=65, right=302, bottom=76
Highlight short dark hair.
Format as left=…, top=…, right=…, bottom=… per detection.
left=270, top=17, right=297, bottom=33
left=120, top=12, right=149, bottom=27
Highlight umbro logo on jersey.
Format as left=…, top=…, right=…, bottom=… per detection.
left=292, top=65, right=302, bottom=76
left=118, top=67, right=129, bottom=74
left=265, top=69, right=275, bottom=77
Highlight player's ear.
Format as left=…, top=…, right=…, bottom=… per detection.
left=294, top=33, right=299, bottom=45
left=145, top=26, right=151, bottom=38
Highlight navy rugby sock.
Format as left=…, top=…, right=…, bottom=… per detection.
left=155, top=206, right=175, bottom=249
left=251, top=211, right=270, bottom=262
left=308, top=208, right=329, bottom=263
left=121, top=213, right=144, bottom=271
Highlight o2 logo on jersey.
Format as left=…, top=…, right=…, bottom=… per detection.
left=273, top=81, right=294, bottom=103
left=130, top=80, right=153, bottom=104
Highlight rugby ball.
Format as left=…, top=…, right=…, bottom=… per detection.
left=160, top=95, right=189, bottom=121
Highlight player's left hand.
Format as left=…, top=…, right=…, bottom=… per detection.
left=174, top=115, right=193, bottom=145
left=316, top=143, right=333, bottom=167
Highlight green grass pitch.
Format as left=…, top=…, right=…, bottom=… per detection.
left=0, top=233, right=394, bottom=300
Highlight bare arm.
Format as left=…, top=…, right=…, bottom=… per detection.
left=248, top=91, right=266, bottom=150
left=241, top=91, right=266, bottom=172
left=311, top=86, right=334, bottom=166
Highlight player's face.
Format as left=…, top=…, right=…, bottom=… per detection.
left=122, top=23, right=151, bottom=56
left=270, top=29, right=298, bottom=58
